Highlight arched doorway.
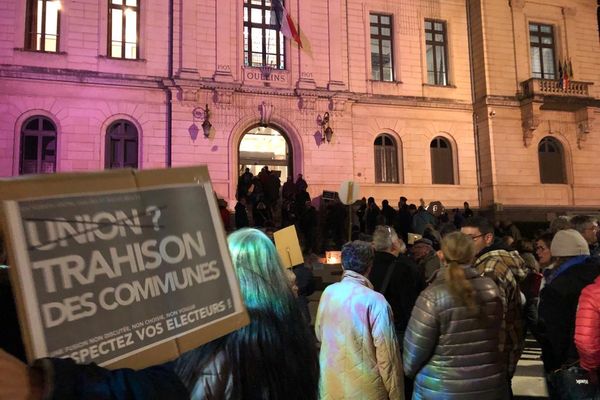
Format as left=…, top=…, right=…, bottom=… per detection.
left=238, top=126, right=293, bottom=182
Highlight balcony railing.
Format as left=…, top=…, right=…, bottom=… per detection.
left=522, top=78, right=591, bottom=98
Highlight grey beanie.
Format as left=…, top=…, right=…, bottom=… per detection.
left=550, top=229, right=590, bottom=257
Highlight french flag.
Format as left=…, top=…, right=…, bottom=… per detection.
left=271, top=0, right=303, bottom=49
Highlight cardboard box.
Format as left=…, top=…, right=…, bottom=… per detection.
left=0, top=166, right=249, bottom=369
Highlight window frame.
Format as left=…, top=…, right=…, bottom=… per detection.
left=374, top=134, right=399, bottom=184
left=425, top=19, right=449, bottom=86
left=19, top=116, right=58, bottom=175
left=108, top=0, right=141, bottom=60
left=370, top=13, right=394, bottom=82
left=25, top=0, right=61, bottom=52
left=105, top=120, right=139, bottom=169
left=243, top=0, right=286, bottom=69
left=538, top=136, right=566, bottom=184
left=430, top=136, right=455, bottom=184
left=529, top=22, right=556, bottom=80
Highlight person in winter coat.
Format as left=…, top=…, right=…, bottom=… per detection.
left=403, top=231, right=507, bottom=399
left=176, top=228, right=319, bottom=399
left=370, top=226, right=424, bottom=342
left=575, top=276, right=600, bottom=379
left=316, top=240, right=404, bottom=400
left=461, top=216, right=526, bottom=382
left=538, top=229, right=600, bottom=397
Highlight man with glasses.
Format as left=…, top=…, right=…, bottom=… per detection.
left=570, top=215, right=600, bottom=257
left=461, top=216, right=526, bottom=395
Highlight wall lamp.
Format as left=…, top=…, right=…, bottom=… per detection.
left=318, top=112, right=333, bottom=143
left=192, top=104, right=212, bottom=138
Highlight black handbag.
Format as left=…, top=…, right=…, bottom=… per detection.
left=547, top=361, right=599, bottom=400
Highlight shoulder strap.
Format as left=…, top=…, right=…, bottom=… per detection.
left=379, top=262, right=395, bottom=294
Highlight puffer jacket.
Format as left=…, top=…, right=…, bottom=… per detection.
left=403, top=266, right=508, bottom=400
left=575, top=276, right=600, bottom=372
left=315, top=270, right=404, bottom=400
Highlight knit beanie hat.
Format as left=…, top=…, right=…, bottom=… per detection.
left=550, top=229, right=590, bottom=257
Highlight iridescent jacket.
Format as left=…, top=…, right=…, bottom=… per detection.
left=315, top=270, right=404, bottom=400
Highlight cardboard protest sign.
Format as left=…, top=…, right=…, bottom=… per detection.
left=0, top=167, right=249, bottom=369
left=273, top=225, right=303, bottom=268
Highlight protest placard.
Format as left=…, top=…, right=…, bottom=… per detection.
left=273, top=225, right=303, bottom=269
left=0, top=167, right=249, bottom=369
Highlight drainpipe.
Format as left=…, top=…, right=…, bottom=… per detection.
left=166, top=0, right=174, bottom=167
left=466, top=0, right=483, bottom=209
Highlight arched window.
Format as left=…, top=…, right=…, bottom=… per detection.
left=430, top=136, right=454, bottom=184
left=538, top=137, right=566, bottom=184
left=20, top=116, right=57, bottom=175
left=105, top=120, right=138, bottom=169
left=374, top=134, right=399, bottom=183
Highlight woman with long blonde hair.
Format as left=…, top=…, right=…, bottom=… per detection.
left=403, top=231, right=508, bottom=399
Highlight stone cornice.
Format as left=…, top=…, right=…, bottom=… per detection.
left=1, top=65, right=475, bottom=111
left=0, top=65, right=164, bottom=89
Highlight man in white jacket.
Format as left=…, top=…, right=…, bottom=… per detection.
left=315, top=240, right=404, bottom=400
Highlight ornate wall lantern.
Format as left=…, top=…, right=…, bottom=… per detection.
left=192, top=104, right=212, bottom=138
left=317, top=112, right=333, bottom=143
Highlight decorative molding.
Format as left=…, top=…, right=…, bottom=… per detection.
left=327, top=80, right=346, bottom=92
left=300, top=96, right=317, bottom=112
left=329, top=96, right=349, bottom=114
left=259, top=101, right=274, bottom=126
left=576, top=107, right=594, bottom=149
left=214, top=88, right=234, bottom=105
left=181, top=88, right=198, bottom=102
left=521, top=102, right=541, bottom=147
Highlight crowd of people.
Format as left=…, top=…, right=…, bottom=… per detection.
left=1, top=187, right=600, bottom=399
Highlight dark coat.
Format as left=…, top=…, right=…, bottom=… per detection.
left=0, top=268, right=26, bottom=361
left=403, top=267, right=508, bottom=399
left=538, top=257, right=600, bottom=372
left=369, top=252, right=424, bottom=335
left=36, top=358, right=188, bottom=400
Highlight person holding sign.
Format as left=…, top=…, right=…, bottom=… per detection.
left=0, top=228, right=318, bottom=400
left=175, top=228, right=319, bottom=399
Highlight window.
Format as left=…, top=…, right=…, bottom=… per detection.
left=374, top=134, right=399, bottom=183
left=109, top=0, right=140, bottom=59
left=538, top=137, right=566, bottom=183
left=529, top=23, right=556, bottom=79
left=243, top=0, right=285, bottom=68
left=20, top=116, right=57, bottom=174
left=25, top=0, right=61, bottom=52
left=370, top=14, right=394, bottom=81
left=425, top=20, right=449, bottom=86
left=105, top=120, right=139, bottom=169
left=430, top=137, right=454, bottom=184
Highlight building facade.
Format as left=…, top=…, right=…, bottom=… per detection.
left=0, top=0, right=598, bottom=217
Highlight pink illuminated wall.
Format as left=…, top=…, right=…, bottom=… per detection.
left=0, top=0, right=598, bottom=214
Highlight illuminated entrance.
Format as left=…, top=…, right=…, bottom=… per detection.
left=238, top=126, right=292, bottom=182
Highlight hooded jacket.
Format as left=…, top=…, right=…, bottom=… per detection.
left=315, top=270, right=404, bottom=400
left=403, top=267, right=507, bottom=399
left=575, top=276, right=600, bottom=372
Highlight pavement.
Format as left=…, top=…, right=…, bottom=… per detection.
left=513, top=336, right=549, bottom=399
